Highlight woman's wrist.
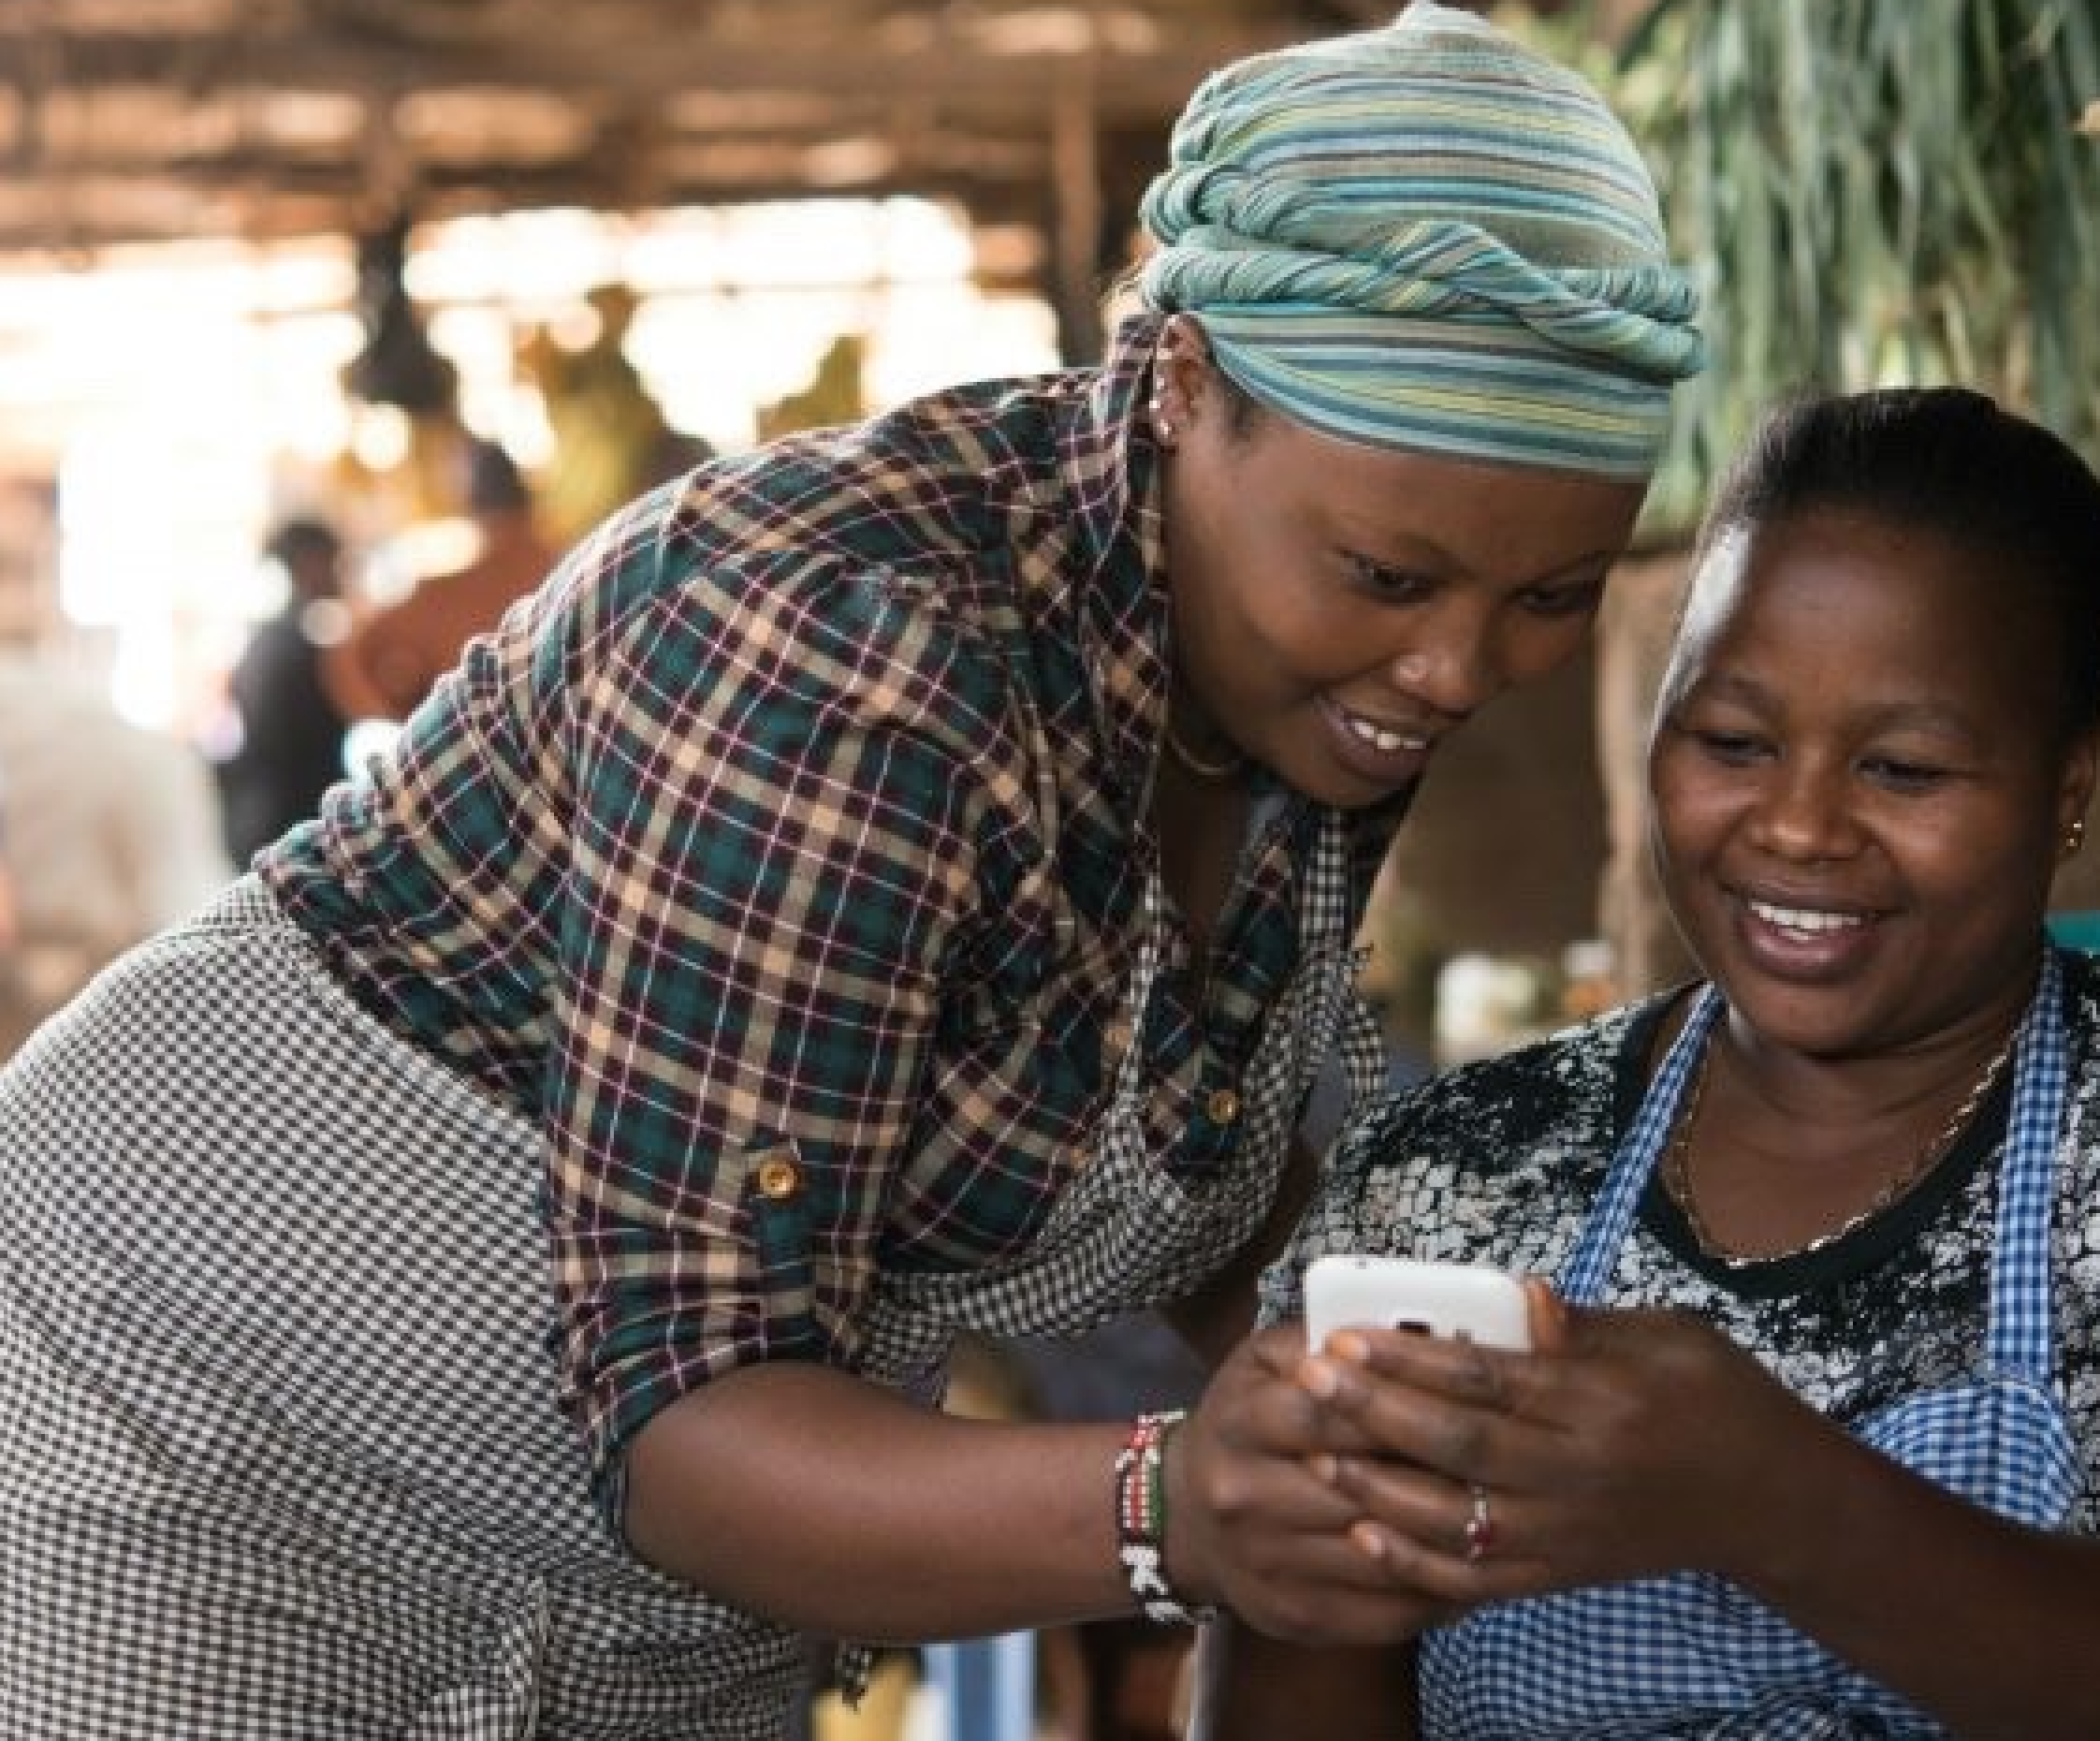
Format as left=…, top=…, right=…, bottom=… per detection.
left=1115, top=1410, right=1219, bottom=1625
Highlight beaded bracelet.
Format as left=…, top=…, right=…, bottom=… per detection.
left=1114, top=1409, right=1218, bottom=1625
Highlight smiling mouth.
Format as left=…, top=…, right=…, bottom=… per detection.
left=1340, top=710, right=1431, bottom=755
left=1745, top=897, right=1870, bottom=936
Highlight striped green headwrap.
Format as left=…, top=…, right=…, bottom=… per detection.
left=1138, top=1, right=1704, bottom=477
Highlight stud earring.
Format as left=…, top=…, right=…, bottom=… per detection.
left=2068, top=818, right=2088, bottom=856
left=1148, top=391, right=1174, bottom=447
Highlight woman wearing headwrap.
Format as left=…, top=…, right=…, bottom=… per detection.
left=0, top=7, right=1699, bottom=1735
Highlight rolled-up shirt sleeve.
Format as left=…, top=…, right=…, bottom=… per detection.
left=545, top=540, right=1010, bottom=1514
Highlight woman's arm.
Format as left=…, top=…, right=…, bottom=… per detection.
left=623, top=1324, right=1447, bottom=1646
left=536, top=495, right=1450, bottom=1646
left=1720, top=1392, right=2100, bottom=1741
left=625, top=1363, right=1135, bottom=1636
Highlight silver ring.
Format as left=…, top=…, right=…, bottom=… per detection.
left=1464, top=1484, right=1495, bottom=1562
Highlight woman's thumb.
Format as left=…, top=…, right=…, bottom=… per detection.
left=1523, top=1276, right=1572, bottom=1353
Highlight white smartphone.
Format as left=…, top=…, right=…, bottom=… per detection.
left=1302, top=1254, right=1532, bottom=1353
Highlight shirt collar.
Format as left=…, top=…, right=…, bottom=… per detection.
left=1019, top=311, right=1172, bottom=820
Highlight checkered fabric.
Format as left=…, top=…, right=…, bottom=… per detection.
left=1990, top=958, right=2070, bottom=1383
left=862, top=815, right=1390, bottom=1380
left=0, top=827, right=1386, bottom=1733
left=1420, top=952, right=2081, bottom=1737
left=0, top=882, right=809, bottom=1737
left=843, top=815, right=1387, bottom=1694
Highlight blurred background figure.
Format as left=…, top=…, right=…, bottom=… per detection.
left=324, top=438, right=558, bottom=724
left=0, top=654, right=232, bottom=1057
left=518, top=284, right=717, bottom=543
left=213, top=515, right=355, bottom=866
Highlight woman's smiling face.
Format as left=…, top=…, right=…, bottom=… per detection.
left=1156, top=329, right=1650, bottom=812
left=1649, top=505, right=2096, bottom=1061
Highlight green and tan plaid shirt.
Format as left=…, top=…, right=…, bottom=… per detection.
left=264, top=315, right=1402, bottom=1510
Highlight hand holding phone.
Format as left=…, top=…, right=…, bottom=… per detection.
left=1303, top=1254, right=1532, bottom=1353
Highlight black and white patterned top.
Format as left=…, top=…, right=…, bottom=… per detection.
left=1264, top=951, right=2100, bottom=1530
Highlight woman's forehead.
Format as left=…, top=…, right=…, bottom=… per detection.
left=1676, top=509, right=2058, bottom=711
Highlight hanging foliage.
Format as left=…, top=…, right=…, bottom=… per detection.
left=1522, top=0, right=2100, bottom=541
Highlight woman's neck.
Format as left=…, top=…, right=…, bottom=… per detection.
left=1153, top=753, right=1251, bottom=964
left=1660, top=988, right=2029, bottom=1263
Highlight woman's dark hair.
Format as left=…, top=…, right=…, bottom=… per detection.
left=265, top=515, right=342, bottom=567
left=1696, top=387, right=2100, bottom=738
left=464, top=437, right=532, bottom=513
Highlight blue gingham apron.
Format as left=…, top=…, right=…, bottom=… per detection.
left=1422, top=950, right=2081, bottom=1740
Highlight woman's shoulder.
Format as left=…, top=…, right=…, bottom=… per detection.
left=510, top=417, right=1062, bottom=729
left=658, top=373, right=1092, bottom=586
left=2054, top=944, right=2100, bottom=1229
left=2054, top=946, right=2100, bottom=1170
left=2061, top=944, right=2100, bottom=1048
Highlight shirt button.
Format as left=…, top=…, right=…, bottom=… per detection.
left=1204, top=1088, right=1241, bottom=1127
left=756, top=1151, right=802, bottom=1200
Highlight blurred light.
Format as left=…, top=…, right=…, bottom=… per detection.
left=802, top=138, right=898, bottom=187
left=348, top=404, right=414, bottom=472
left=5, top=198, right=1054, bottom=733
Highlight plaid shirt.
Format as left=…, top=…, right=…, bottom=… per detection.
left=264, top=315, right=1404, bottom=1510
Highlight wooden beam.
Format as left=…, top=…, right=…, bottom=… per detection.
left=0, top=22, right=1307, bottom=113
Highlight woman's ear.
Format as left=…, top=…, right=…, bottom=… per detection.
left=2056, top=728, right=2099, bottom=861
left=1151, top=314, right=1216, bottom=442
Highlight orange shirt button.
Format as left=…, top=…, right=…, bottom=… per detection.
left=756, top=1151, right=801, bottom=1200
left=1204, top=1088, right=1241, bottom=1127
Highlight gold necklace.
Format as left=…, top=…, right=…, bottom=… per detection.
left=1662, top=1025, right=2018, bottom=1266
left=1162, top=717, right=1246, bottom=782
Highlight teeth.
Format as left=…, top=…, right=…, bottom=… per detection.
left=1749, top=899, right=1863, bottom=935
left=1345, top=715, right=1427, bottom=754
